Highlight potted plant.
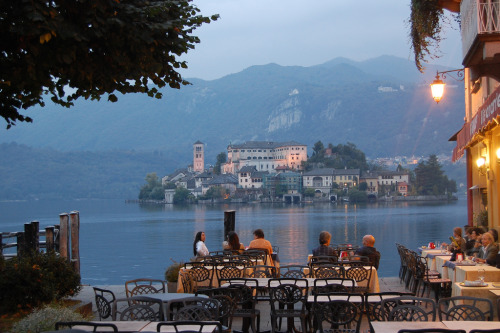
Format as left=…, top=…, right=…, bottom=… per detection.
left=164, top=259, right=183, bottom=293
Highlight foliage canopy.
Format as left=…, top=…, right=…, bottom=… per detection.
left=0, top=0, right=218, bottom=128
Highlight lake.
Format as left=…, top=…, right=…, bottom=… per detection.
left=0, top=196, right=467, bottom=284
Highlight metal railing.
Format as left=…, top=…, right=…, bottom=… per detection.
left=461, top=0, right=500, bottom=57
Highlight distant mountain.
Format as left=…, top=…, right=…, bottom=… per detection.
left=1, top=55, right=465, bottom=166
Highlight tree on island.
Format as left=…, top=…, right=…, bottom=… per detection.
left=414, top=154, right=457, bottom=195
left=213, top=152, right=227, bottom=175
left=1, top=0, right=218, bottom=128
left=303, top=141, right=369, bottom=171
left=139, top=172, right=165, bottom=200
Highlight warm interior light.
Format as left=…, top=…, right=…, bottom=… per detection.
left=431, top=75, right=445, bottom=103
left=477, top=157, right=486, bottom=168
left=497, top=148, right=500, bottom=161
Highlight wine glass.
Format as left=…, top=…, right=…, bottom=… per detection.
left=478, top=268, right=485, bottom=284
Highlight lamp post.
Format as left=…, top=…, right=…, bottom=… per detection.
left=430, top=69, right=465, bottom=103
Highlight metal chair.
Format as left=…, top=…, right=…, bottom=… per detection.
left=279, top=264, right=310, bottom=278
left=310, top=255, right=339, bottom=265
left=312, top=277, right=356, bottom=294
left=224, top=282, right=261, bottom=333
left=364, top=292, right=416, bottom=323
left=312, top=292, right=364, bottom=333
left=179, top=270, right=198, bottom=293
left=438, top=296, right=494, bottom=321
left=112, top=296, right=164, bottom=321
left=312, top=263, right=345, bottom=278
left=54, top=321, right=118, bottom=332
left=344, top=265, right=372, bottom=293
left=216, top=265, right=245, bottom=286
left=125, top=278, right=166, bottom=298
left=156, top=321, right=223, bottom=333
left=382, top=296, right=436, bottom=321
left=184, top=262, right=214, bottom=291
left=174, top=305, right=214, bottom=321
left=269, top=283, right=308, bottom=333
left=248, top=264, right=278, bottom=278
left=243, top=249, right=268, bottom=265
left=92, top=286, right=116, bottom=320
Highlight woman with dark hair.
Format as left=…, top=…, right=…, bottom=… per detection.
left=193, top=231, right=209, bottom=257
left=223, top=231, right=245, bottom=253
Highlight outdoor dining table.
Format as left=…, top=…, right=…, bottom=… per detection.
left=442, top=321, right=500, bottom=332
left=67, top=321, right=219, bottom=332
left=138, top=293, right=208, bottom=320
left=454, top=263, right=500, bottom=283
left=371, top=321, right=447, bottom=333
left=451, top=281, right=500, bottom=319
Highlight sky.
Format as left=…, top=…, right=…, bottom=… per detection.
left=180, top=0, right=463, bottom=80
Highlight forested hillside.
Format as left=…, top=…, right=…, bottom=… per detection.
left=0, top=143, right=179, bottom=200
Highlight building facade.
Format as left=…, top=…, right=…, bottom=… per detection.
left=222, top=141, right=307, bottom=174
left=302, top=168, right=361, bottom=194
left=445, top=0, right=500, bottom=229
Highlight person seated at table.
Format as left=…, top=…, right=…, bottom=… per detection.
left=474, top=232, right=499, bottom=265
left=442, top=227, right=467, bottom=252
left=488, top=228, right=498, bottom=242
left=354, top=234, right=381, bottom=269
left=222, top=231, right=245, bottom=253
left=248, top=228, right=274, bottom=264
left=466, top=227, right=483, bottom=256
left=193, top=231, right=209, bottom=258
left=464, top=226, right=474, bottom=251
left=312, top=231, right=338, bottom=257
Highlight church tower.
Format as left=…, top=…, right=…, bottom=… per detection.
left=193, top=141, right=204, bottom=173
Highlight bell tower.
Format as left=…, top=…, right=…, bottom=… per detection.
left=193, top=141, right=204, bottom=173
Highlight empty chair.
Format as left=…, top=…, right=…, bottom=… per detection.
left=269, top=283, right=308, bottom=333
left=344, top=265, right=372, bottom=293
left=438, top=296, right=494, bottom=321
left=174, top=305, right=214, bottom=321
left=313, top=277, right=356, bottom=294
left=156, top=321, right=222, bottom=333
left=280, top=264, right=310, bottom=278
left=364, top=292, right=416, bottom=323
left=224, top=283, right=261, bottom=333
left=184, top=262, right=214, bottom=291
left=248, top=265, right=278, bottom=278
left=312, top=263, right=345, bottom=278
left=92, top=287, right=116, bottom=320
left=179, top=270, right=198, bottom=293
left=112, top=296, right=164, bottom=321
left=125, top=278, right=166, bottom=298
left=54, top=321, right=118, bottom=332
left=216, top=265, right=245, bottom=286
left=382, top=296, right=436, bottom=321
left=312, top=293, right=364, bottom=333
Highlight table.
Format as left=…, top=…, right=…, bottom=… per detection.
left=454, top=263, right=500, bottom=283
left=371, top=321, right=447, bottom=333
left=451, top=282, right=500, bottom=319
left=435, top=255, right=452, bottom=280
left=443, top=321, right=500, bottom=332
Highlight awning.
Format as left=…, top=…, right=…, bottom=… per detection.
left=451, top=84, right=500, bottom=162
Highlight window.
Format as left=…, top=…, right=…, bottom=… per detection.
left=241, top=149, right=245, bottom=152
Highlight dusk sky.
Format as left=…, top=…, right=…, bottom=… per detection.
left=180, top=0, right=463, bottom=80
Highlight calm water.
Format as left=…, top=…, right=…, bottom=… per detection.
left=0, top=197, right=467, bottom=284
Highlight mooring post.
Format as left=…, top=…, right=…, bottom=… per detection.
left=59, top=213, right=70, bottom=261
left=24, top=221, right=40, bottom=253
left=45, top=226, right=55, bottom=252
left=224, top=210, right=236, bottom=241
left=16, top=232, right=25, bottom=257
left=69, top=211, right=80, bottom=274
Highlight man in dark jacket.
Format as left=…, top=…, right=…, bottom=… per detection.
left=354, top=235, right=381, bottom=269
left=312, top=231, right=338, bottom=257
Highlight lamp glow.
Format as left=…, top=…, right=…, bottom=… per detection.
left=431, top=75, right=445, bottom=103
left=477, top=157, right=486, bottom=168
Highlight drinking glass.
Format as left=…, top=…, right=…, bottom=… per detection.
left=478, top=268, right=485, bottom=284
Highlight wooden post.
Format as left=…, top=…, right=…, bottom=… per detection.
left=54, top=225, right=60, bottom=252
left=59, top=213, right=70, bottom=261
left=224, top=210, right=236, bottom=240
left=17, top=232, right=25, bottom=257
left=24, top=221, right=40, bottom=253
left=45, top=226, right=55, bottom=252
left=0, top=233, right=3, bottom=255
left=69, top=211, right=80, bottom=274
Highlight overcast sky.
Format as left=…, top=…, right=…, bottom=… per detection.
left=180, top=0, right=463, bottom=80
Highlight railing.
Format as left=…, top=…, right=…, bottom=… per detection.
left=461, top=0, right=500, bottom=58
left=0, top=211, right=80, bottom=274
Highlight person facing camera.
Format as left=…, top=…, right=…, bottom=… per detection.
left=474, top=232, right=499, bottom=266
left=312, top=231, right=338, bottom=257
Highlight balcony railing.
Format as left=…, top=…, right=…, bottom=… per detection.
left=461, top=0, right=500, bottom=58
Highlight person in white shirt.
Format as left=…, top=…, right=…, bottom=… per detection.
left=193, top=231, right=209, bottom=257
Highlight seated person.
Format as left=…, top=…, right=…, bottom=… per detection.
left=443, top=227, right=467, bottom=252
left=474, top=232, right=499, bottom=266
left=312, top=231, right=338, bottom=257
left=222, top=231, right=245, bottom=254
left=193, top=231, right=209, bottom=257
left=466, top=227, right=483, bottom=256
left=248, top=228, right=274, bottom=265
left=354, top=234, right=381, bottom=269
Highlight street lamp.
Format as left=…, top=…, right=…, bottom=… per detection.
left=430, top=69, right=465, bottom=103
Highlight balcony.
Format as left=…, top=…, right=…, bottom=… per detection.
left=461, top=0, right=500, bottom=80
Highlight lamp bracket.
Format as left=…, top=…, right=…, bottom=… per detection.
left=436, top=69, right=465, bottom=82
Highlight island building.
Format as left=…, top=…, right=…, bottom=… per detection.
left=222, top=141, right=307, bottom=174
left=193, top=140, right=204, bottom=173
left=443, top=0, right=500, bottom=230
